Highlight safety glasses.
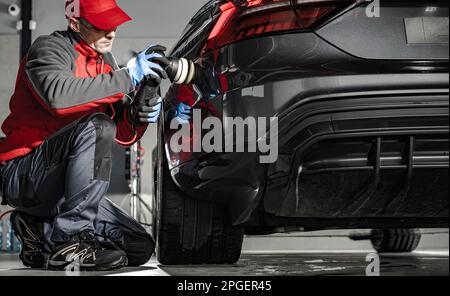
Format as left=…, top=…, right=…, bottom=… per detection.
left=79, top=18, right=116, bottom=34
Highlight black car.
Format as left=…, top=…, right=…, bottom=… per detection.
left=153, top=0, right=449, bottom=264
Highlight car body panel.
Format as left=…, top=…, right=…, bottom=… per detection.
left=316, top=1, right=449, bottom=60
left=162, top=0, right=449, bottom=228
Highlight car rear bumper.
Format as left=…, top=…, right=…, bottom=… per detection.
left=169, top=73, right=449, bottom=226
left=165, top=31, right=449, bottom=226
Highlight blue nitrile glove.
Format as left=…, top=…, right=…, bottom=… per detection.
left=174, top=102, right=192, bottom=124
left=127, top=44, right=168, bottom=88
left=137, top=97, right=163, bottom=124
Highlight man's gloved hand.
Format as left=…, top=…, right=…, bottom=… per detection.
left=127, top=44, right=168, bottom=88
left=129, top=78, right=163, bottom=126
left=173, top=102, right=192, bottom=124
left=135, top=97, right=163, bottom=124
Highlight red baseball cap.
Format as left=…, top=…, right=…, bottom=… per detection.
left=65, top=0, right=132, bottom=30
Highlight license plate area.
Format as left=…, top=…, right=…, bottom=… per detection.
left=405, top=17, right=449, bottom=44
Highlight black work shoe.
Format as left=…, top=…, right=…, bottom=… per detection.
left=10, top=211, right=48, bottom=268
left=48, top=231, right=128, bottom=271
left=107, top=230, right=154, bottom=266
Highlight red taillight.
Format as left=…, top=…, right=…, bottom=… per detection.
left=208, top=2, right=238, bottom=40
left=293, top=0, right=354, bottom=27
left=204, top=0, right=355, bottom=53
left=296, top=5, right=336, bottom=27
left=206, top=0, right=300, bottom=52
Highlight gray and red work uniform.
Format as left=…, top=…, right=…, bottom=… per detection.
left=0, top=29, right=153, bottom=265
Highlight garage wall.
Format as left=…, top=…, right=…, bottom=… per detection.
left=0, top=0, right=21, bottom=35
left=0, top=0, right=21, bottom=138
left=0, top=35, right=19, bottom=138
left=32, top=0, right=206, bottom=39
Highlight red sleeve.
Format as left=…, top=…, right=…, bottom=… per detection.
left=114, top=107, right=148, bottom=147
left=24, top=36, right=134, bottom=117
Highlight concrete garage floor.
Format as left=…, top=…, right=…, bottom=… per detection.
left=0, top=229, right=447, bottom=276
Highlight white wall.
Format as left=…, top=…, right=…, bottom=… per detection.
left=0, top=35, right=19, bottom=138
left=0, top=0, right=21, bottom=138
left=0, top=0, right=21, bottom=35
left=32, top=0, right=206, bottom=40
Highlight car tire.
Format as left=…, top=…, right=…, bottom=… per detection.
left=370, top=228, right=422, bottom=253
left=153, top=125, right=244, bottom=265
